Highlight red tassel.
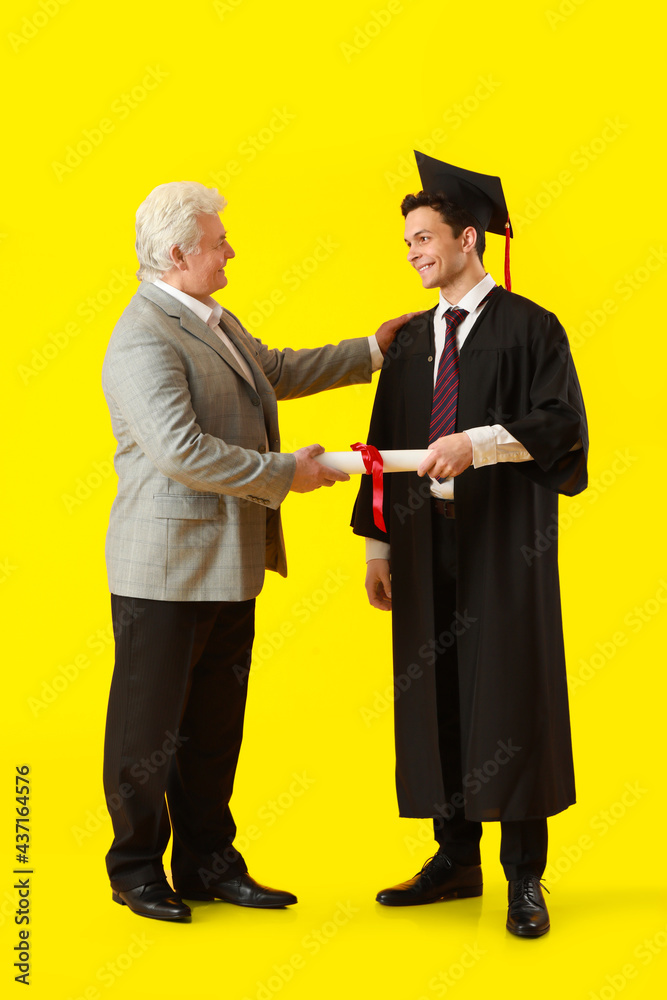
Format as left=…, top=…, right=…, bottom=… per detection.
left=504, top=214, right=512, bottom=291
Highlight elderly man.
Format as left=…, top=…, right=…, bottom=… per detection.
left=102, top=181, right=415, bottom=923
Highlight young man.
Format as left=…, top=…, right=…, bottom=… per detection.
left=352, top=152, right=588, bottom=937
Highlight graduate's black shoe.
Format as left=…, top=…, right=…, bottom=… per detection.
left=178, top=873, right=297, bottom=908
left=376, top=852, right=483, bottom=906
left=506, top=876, right=550, bottom=937
left=112, top=879, right=191, bottom=923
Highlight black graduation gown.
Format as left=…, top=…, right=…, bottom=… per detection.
left=352, top=288, right=588, bottom=822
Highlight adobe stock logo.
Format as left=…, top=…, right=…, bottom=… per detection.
left=208, top=107, right=297, bottom=190
left=18, top=267, right=135, bottom=384
left=50, top=66, right=169, bottom=181
left=513, top=118, right=628, bottom=234
left=8, top=0, right=71, bottom=52
left=340, top=1, right=404, bottom=62
left=213, top=0, right=245, bottom=18
left=546, top=0, right=588, bottom=30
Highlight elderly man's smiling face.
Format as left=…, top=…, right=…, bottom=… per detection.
left=169, top=213, right=235, bottom=302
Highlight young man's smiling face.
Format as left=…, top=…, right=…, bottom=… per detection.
left=404, top=205, right=474, bottom=290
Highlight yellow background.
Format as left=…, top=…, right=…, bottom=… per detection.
left=2, top=0, right=666, bottom=997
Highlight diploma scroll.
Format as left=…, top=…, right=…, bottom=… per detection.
left=313, top=449, right=430, bottom=474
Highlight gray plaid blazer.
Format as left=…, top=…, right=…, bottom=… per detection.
left=102, top=282, right=371, bottom=601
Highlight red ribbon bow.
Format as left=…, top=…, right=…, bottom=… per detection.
left=351, top=443, right=386, bottom=533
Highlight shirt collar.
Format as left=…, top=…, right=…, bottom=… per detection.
left=153, top=278, right=223, bottom=330
left=438, top=272, right=496, bottom=319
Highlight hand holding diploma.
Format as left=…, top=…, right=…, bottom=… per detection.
left=290, top=444, right=351, bottom=493
left=416, top=433, right=473, bottom=480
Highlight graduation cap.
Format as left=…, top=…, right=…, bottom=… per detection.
left=414, top=150, right=513, bottom=290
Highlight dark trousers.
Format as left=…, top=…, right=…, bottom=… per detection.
left=103, top=594, right=254, bottom=892
left=431, top=508, right=547, bottom=881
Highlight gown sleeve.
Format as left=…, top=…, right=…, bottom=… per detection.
left=502, top=311, right=588, bottom=497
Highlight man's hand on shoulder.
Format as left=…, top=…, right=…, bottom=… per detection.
left=289, top=444, right=350, bottom=493
left=374, top=311, right=424, bottom=356
left=417, top=433, right=473, bottom=479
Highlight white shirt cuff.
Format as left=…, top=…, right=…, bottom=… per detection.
left=465, top=425, right=497, bottom=468
left=365, top=537, right=391, bottom=562
left=368, top=335, right=384, bottom=372
left=464, top=424, right=533, bottom=468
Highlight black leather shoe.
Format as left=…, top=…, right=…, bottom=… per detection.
left=178, top=873, right=297, bottom=908
left=112, top=879, right=191, bottom=923
left=506, top=876, right=550, bottom=937
left=376, top=853, right=483, bottom=906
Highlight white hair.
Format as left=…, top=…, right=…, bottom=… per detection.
left=135, top=181, right=227, bottom=281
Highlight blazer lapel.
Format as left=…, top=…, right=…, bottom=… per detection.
left=137, top=282, right=280, bottom=444
left=138, top=282, right=252, bottom=385
left=218, top=310, right=266, bottom=384
left=219, top=310, right=279, bottom=417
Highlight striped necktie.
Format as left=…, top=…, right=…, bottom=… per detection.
left=428, top=285, right=498, bottom=444
left=428, top=306, right=468, bottom=444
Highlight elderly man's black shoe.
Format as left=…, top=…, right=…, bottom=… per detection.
left=178, top=873, right=297, bottom=908
left=376, top=853, right=483, bottom=906
left=506, top=875, right=550, bottom=937
left=112, top=879, right=191, bottom=923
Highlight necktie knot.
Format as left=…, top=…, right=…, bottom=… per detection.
left=444, top=306, right=468, bottom=332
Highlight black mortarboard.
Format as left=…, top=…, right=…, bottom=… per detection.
left=414, top=151, right=512, bottom=238
left=413, top=151, right=513, bottom=288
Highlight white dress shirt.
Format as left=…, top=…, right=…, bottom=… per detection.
left=365, top=273, right=533, bottom=562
